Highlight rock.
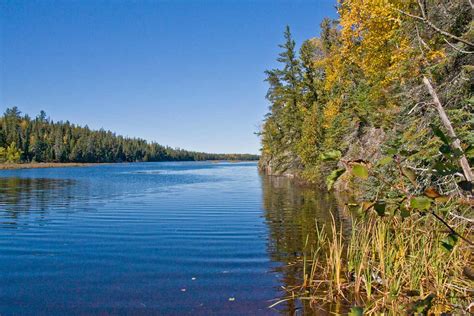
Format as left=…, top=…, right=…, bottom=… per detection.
left=333, top=126, right=386, bottom=194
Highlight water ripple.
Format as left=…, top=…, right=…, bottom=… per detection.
left=0, top=161, right=336, bottom=315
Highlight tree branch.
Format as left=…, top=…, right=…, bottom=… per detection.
left=444, top=38, right=474, bottom=54
left=397, top=2, right=474, bottom=48
left=430, top=210, right=473, bottom=246
left=422, top=76, right=473, bottom=183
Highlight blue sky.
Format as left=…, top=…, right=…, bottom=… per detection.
left=1, top=0, right=337, bottom=154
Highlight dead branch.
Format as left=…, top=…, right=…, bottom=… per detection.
left=422, top=76, right=473, bottom=183
left=430, top=210, right=473, bottom=245
left=397, top=0, right=474, bottom=48
left=449, top=212, right=474, bottom=223
left=444, top=38, right=474, bottom=54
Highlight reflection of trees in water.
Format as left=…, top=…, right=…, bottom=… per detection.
left=0, top=177, right=76, bottom=227
left=261, top=175, right=347, bottom=315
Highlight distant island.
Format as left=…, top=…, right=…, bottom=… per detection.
left=0, top=107, right=259, bottom=165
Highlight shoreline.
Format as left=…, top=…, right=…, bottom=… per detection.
left=0, top=160, right=258, bottom=170
left=0, top=162, right=101, bottom=170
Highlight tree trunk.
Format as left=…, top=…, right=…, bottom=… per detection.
left=422, top=76, right=473, bottom=182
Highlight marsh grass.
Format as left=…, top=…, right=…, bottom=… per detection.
left=285, top=207, right=473, bottom=314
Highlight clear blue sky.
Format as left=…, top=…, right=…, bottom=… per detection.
left=1, top=0, right=337, bottom=154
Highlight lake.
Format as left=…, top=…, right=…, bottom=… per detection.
left=0, top=162, right=339, bottom=315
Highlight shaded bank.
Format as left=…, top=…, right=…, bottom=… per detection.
left=260, top=174, right=354, bottom=314
left=262, top=174, right=473, bottom=314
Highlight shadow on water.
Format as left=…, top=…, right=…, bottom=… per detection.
left=261, top=175, right=351, bottom=315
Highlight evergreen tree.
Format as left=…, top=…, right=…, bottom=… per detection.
left=0, top=108, right=259, bottom=163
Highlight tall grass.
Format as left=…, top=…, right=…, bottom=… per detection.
left=296, top=208, right=473, bottom=314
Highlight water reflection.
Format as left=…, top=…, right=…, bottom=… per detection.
left=261, top=175, right=348, bottom=315
left=0, top=177, right=77, bottom=228
left=0, top=163, right=280, bottom=315
left=0, top=164, right=353, bottom=315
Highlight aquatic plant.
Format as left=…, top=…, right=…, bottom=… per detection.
left=283, top=205, right=473, bottom=314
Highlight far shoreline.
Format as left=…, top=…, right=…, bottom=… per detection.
left=0, top=162, right=105, bottom=170
left=0, top=160, right=258, bottom=170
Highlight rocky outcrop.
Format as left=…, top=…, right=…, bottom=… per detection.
left=259, top=125, right=387, bottom=196
left=342, top=126, right=386, bottom=164
left=333, top=126, right=387, bottom=194
left=258, top=150, right=303, bottom=178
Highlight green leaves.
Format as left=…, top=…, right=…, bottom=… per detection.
left=5, top=142, right=22, bottom=163
left=377, top=156, right=393, bottom=166
left=466, top=146, right=474, bottom=159
left=348, top=306, right=364, bottom=316
left=409, top=294, right=435, bottom=314
left=430, top=124, right=450, bottom=145
left=465, top=96, right=474, bottom=105
left=320, top=150, right=342, bottom=161
left=399, top=204, right=410, bottom=218
left=373, top=202, right=386, bottom=216
left=410, top=197, right=431, bottom=210
left=401, top=167, right=417, bottom=184
left=433, top=161, right=459, bottom=176
left=352, top=163, right=368, bottom=179
left=438, top=144, right=451, bottom=155
left=385, top=147, right=398, bottom=155
left=439, top=144, right=463, bottom=158
left=0, top=147, right=5, bottom=163
left=326, top=168, right=345, bottom=191
left=440, top=233, right=458, bottom=252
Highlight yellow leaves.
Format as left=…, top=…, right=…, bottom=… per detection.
left=312, top=55, right=327, bottom=71
left=427, top=49, right=446, bottom=62
left=20, top=120, right=28, bottom=130
left=337, top=0, right=418, bottom=87
left=324, top=59, right=342, bottom=91
left=323, top=98, right=342, bottom=128
left=317, top=0, right=431, bottom=134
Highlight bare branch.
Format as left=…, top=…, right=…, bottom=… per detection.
left=449, top=212, right=474, bottom=223
left=423, top=76, right=473, bottom=182
left=418, top=0, right=427, bottom=19
left=444, top=38, right=474, bottom=54
left=397, top=3, right=474, bottom=48
left=397, top=9, right=425, bottom=22
left=415, top=25, right=430, bottom=50
left=408, top=102, right=427, bottom=114
left=430, top=210, right=473, bottom=246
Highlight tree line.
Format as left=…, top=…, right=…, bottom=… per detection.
left=258, top=1, right=473, bottom=312
left=0, top=107, right=259, bottom=163
left=259, top=0, right=473, bottom=189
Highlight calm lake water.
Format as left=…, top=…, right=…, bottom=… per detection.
left=0, top=162, right=338, bottom=315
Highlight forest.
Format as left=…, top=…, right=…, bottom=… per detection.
left=259, top=0, right=473, bottom=314
left=0, top=107, right=259, bottom=163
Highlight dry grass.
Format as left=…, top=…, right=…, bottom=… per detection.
left=285, top=206, right=473, bottom=314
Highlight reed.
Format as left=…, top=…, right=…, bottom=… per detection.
left=294, top=206, right=473, bottom=314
